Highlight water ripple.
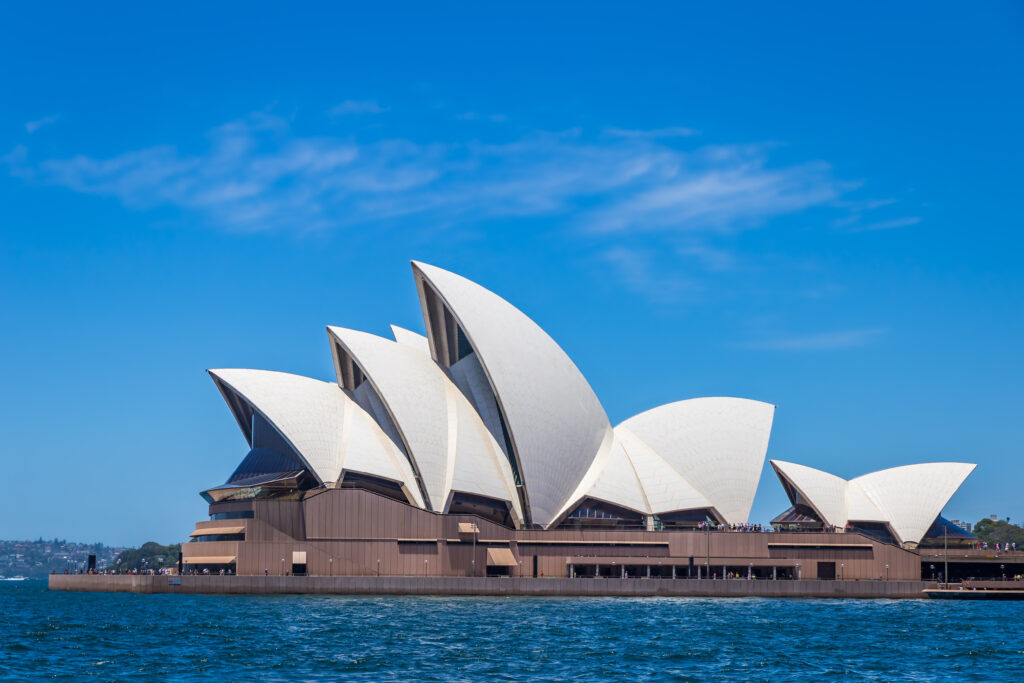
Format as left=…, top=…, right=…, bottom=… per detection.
left=2, top=582, right=1024, bottom=681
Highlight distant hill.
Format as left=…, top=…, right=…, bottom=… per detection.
left=0, top=539, right=126, bottom=578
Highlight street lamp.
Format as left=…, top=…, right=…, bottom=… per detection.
left=930, top=564, right=935, bottom=581
left=885, top=564, right=889, bottom=581
left=280, top=558, right=285, bottom=576
left=329, top=557, right=333, bottom=576
left=749, top=562, right=753, bottom=580
left=1001, top=564, right=1006, bottom=580
left=377, top=559, right=380, bottom=577
left=796, top=563, right=801, bottom=580
left=840, top=563, right=845, bottom=581
left=424, top=559, right=428, bottom=577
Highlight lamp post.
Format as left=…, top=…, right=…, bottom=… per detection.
left=705, top=524, right=711, bottom=579
left=748, top=563, right=753, bottom=581
left=796, top=563, right=801, bottom=580
left=329, top=557, right=333, bottom=577
left=930, top=564, right=935, bottom=581
left=943, top=525, right=949, bottom=588
left=840, top=563, right=845, bottom=581
left=377, top=559, right=380, bottom=577
left=1001, top=564, right=1006, bottom=581
left=885, top=564, right=889, bottom=581
left=424, top=559, right=428, bottom=577
left=280, top=557, right=284, bottom=576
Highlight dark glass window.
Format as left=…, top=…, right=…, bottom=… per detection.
left=210, top=510, right=255, bottom=521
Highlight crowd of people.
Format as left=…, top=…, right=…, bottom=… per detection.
left=972, top=541, right=1017, bottom=552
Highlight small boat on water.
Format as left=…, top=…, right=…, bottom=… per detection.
left=0, top=576, right=29, bottom=581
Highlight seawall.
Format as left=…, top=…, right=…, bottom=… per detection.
left=49, top=574, right=930, bottom=598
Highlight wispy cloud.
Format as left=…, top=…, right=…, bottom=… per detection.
left=847, top=216, right=921, bottom=232
left=676, top=243, right=735, bottom=271
left=604, top=126, right=698, bottom=139
left=832, top=196, right=919, bottom=233
left=740, top=328, right=886, bottom=351
left=4, top=111, right=847, bottom=236
left=330, top=100, right=389, bottom=115
left=25, top=115, right=59, bottom=133
left=456, top=111, right=507, bottom=123
left=600, top=246, right=700, bottom=302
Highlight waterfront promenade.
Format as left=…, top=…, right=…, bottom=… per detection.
left=50, top=574, right=930, bottom=598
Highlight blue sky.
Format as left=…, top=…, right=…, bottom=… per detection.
left=1, top=3, right=1021, bottom=545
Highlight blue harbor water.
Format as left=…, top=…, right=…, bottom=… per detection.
left=3, top=581, right=1024, bottom=681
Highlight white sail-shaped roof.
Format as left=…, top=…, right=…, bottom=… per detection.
left=852, top=463, right=976, bottom=547
left=412, top=261, right=612, bottom=527
left=615, top=427, right=714, bottom=515
left=554, top=432, right=649, bottom=520
left=771, top=459, right=976, bottom=545
left=327, top=327, right=523, bottom=526
left=208, top=368, right=424, bottom=507
left=770, top=459, right=853, bottom=527
left=390, top=325, right=430, bottom=355
left=616, top=398, right=775, bottom=525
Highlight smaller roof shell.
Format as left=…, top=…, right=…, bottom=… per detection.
left=616, top=397, right=775, bottom=525
left=327, top=327, right=523, bottom=525
left=770, top=459, right=976, bottom=545
left=208, top=368, right=424, bottom=508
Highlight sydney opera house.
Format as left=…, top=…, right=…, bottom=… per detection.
left=182, top=262, right=979, bottom=582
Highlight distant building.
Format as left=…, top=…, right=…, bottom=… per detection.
left=951, top=519, right=972, bottom=533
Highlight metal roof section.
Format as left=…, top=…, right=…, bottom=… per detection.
left=616, top=397, right=775, bottom=525
left=207, top=368, right=424, bottom=508
left=411, top=261, right=612, bottom=528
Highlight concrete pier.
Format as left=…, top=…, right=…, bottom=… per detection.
left=49, top=574, right=930, bottom=598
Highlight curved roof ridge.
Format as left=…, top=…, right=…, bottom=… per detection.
left=390, top=324, right=430, bottom=355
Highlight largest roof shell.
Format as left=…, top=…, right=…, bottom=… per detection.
left=411, top=261, right=613, bottom=527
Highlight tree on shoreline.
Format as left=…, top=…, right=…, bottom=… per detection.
left=973, top=518, right=1024, bottom=547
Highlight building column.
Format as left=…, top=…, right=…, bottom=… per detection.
left=671, top=565, right=676, bottom=580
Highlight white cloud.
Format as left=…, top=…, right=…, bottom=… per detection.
left=740, top=328, right=886, bottom=351
left=847, top=216, right=921, bottom=232
left=25, top=115, right=59, bottom=133
left=604, top=126, right=698, bottom=139
left=600, top=246, right=700, bottom=302
left=5, top=110, right=846, bottom=238
left=330, top=100, right=389, bottom=115
left=456, top=112, right=507, bottom=123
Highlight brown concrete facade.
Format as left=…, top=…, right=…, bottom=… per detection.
left=181, top=488, right=924, bottom=582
